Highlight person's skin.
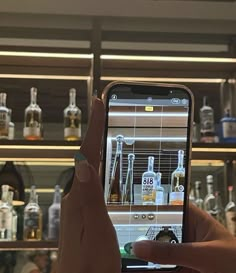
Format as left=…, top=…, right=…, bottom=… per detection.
left=58, top=98, right=236, bottom=273
left=30, top=254, right=48, bottom=273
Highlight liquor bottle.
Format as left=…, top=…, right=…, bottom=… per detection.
left=0, top=185, right=13, bottom=240
left=221, top=109, right=236, bottom=143
left=8, top=191, right=17, bottom=240
left=48, top=185, right=61, bottom=240
left=225, top=186, right=236, bottom=236
left=23, top=185, right=42, bottom=240
left=194, top=181, right=204, bottom=210
left=122, top=153, right=135, bottom=204
left=203, top=175, right=216, bottom=217
left=215, top=191, right=225, bottom=226
left=0, top=92, right=10, bottom=139
left=64, top=88, right=82, bottom=141
left=23, top=87, right=43, bottom=140
left=189, top=187, right=196, bottom=205
left=155, top=172, right=164, bottom=205
left=169, top=150, right=185, bottom=205
left=154, top=226, right=178, bottom=244
left=8, top=109, right=15, bottom=140
left=141, top=156, right=156, bottom=205
left=107, top=135, right=124, bottom=204
left=200, top=96, right=217, bottom=143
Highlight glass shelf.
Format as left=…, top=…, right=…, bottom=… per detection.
left=0, top=241, right=58, bottom=251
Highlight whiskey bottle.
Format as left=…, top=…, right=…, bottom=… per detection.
left=48, top=185, right=61, bottom=240
left=203, top=175, right=216, bottom=217
left=122, top=153, right=135, bottom=204
left=23, top=186, right=42, bottom=240
left=194, top=181, right=204, bottom=210
left=64, top=88, right=82, bottom=141
left=169, top=150, right=185, bottom=205
left=200, top=96, right=217, bottom=143
left=8, top=191, right=17, bottom=240
left=107, top=135, right=124, bottom=204
left=23, top=87, right=43, bottom=140
left=225, top=186, right=236, bottom=236
left=155, top=172, right=164, bottom=205
left=0, top=185, right=13, bottom=240
left=141, top=156, right=156, bottom=205
left=0, top=93, right=10, bottom=139
left=215, top=191, right=225, bottom=226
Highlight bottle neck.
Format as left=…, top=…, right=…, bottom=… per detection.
left=207, top=183, right=214, bottom=195
left=177, top=150, right=184, bottom=169
left=69, top=89, right=76, bottom=106
left=29, top=187, right=38, bottom=204
left=0, top=93, right=7, bottom=107
left=203, top=96, right=208, bottom=107
left=148, top=157, right=154, bottom=172
left=195, top=188, right=201, bottom=199
left=53, top=187, right=61, bottom=204
left=30, top=88, right=37, bottom=105
left=116, top=141, right=123, bottom=154
left=229, top=190, right=233, bottom=203
left=7, top=191, right=13, bottom=207
left=156, top=173, right=162, bottom=186
left=1, top=185, right=9, bottom=203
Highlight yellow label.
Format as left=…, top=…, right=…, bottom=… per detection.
left=145, top=106, right=153, bottom=112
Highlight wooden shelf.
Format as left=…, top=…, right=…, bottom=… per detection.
left=0, top=241, right=58, bottom=251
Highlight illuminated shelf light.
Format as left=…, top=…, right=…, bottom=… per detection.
left=109, top=137, right=186, bottom=141
left=191, top=160, right=224, bottom=167
left=109, top=112, right=188, bottom=117
left=192, top=147, right=236, bottom=153
left=0, top=145, right=80, bottom=150
left=0, top=74, right=90, bottom=80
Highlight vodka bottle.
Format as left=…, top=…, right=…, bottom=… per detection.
left=203, top=175, right=216, bottom=217
left=194, top=181, right=204, bottom=210
left=8, top=191, right=17, bottom=240
left=23, top=87, right=43, bottom=140
left=0, top=93, right=10, bottom=139
left=215, top=191, right=225, bottom=226
left=200, top=96, right=216, bottom=143
left=8, top=109, right=15, bottom=140
left=141, top=156, right=156, bottom=205
left=122, top=153, right=135, bottom=204
left=64, top=88, right=82, bottom=141
left=48, top=185, right=61, bottom=240
left=225, top=186, right=236, bottom=236
left=155, top=172, right=164, bottom=205
left=0, top=185, right=13, bottom=240
left=169, top=150, right=185, bottom=205
left=107, top=135, right=124, bottom=204
left=23, top=186, right=42, bottom=240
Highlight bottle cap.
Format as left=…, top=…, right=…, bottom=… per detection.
left=228, top=185, right=233, bottom=191
left=206, top=175, right=213, bottom=184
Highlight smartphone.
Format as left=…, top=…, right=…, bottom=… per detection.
left=101, top=81, right=194, bottom=271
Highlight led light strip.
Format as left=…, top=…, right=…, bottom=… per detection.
left=0, top=145, right=80, bottom=150
left=109, top=137, right=187, bottom=141
left=109, top=112, right=188, bottom=117
left=0, top=74, right=90, bottom=80
left=192, top=147, right=236, bottom=153
left=0, top=158, right=74, bottom=162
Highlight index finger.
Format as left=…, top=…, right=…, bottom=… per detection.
left=79, top=98, right=105, bottom=172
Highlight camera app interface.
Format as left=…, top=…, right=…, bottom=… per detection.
left=104, top=87, right=190, bottom=270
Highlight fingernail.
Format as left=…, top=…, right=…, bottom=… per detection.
left=76, top=160, right=91, bottom=183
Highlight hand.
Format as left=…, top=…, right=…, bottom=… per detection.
left=57, top=99, right=121, bottom=273
left=133, top=204, right=236, bottom=273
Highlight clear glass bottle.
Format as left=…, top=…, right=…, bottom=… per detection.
left=107, top=135, right=124, bottom=204
left=122, top=153, right=135, bottom=204
left=0, top=93, right=10, bottom=139
left=8, top=191, right=17, bottom=240
left=215, top=191, right=226, bottom=226
left=64, top=88, right=82, bottom=141
left=141, top=156, right=156, bottom=205
left=8, top=109, right=15, bottom=140
left=23, top=185, right=42, bottom=240
left=225, top=186, right=236, bottom=236
left=0, top=185, right=13, bottom=241
left=155, top=172, right=164, bottom=205
left=189, top=187, right=196, bottom=205
left=200, top=96, right=216, bottom=143
left=48, top=185, right=61, bottom=240
left=194, top=181, right=204, bottom=210
left=169, top=150, right=185, bottom=205
left=203, top=175, right=216, bottom=217
left=23, top=87, right=43, bottom=140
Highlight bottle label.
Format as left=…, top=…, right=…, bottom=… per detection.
left=64, top=127, right=81, bottom=139
left=222, top=122, right=236, bottom=138
left=24, top=212, right=40, bottom=229
left=142, top=177, right=155, bottom=203
left=169, top=192, right=184, bottom=205
left=49, top=209, right=60, bottom=240
left=23, top=127, right=41, bottom=138
left=64, top=115, right=81, bottom=129
left=0, top=212, right=12, bottom=230
left=226, top=211, right=236, bottom=236
left=0, top=112, right=9, bottom=129
left=155, top=191, right=164, bottom=205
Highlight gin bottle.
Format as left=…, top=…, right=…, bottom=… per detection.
left=0, top=185, right=13, bottom=240
left=225, top=186, right=236, bottom=236
left=8, top=191, right=17, bottom=240
left=169, top=150, right=185, bottom=205
left=107, top=135, right=124, bottom=204
left=0, top=93, right=10, bottom=139
left=23, top=186, right=42, bottom=240
left=203, top=175, right=216, bottom=217
left=155, top=172, right=164, bottom=205
left=200, top=96, right=216, bottom=143
left=141, top=156, right=156, bottom=205
left=194, top=181, right=204, bottom=210
left=64, top=88, right=82, bottom=141
left=23, top=87, right=43, bottom=140
left=48, top=185, right=61, bottom=240
left=122, top=154, right=135, bottom=204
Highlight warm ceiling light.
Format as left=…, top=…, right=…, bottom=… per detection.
left=101, top=76, right=223, bottom=83
left=0, top=74, right=90, bottom=80
left=0, top=51, right=93, bottom=59
left=101, top=55, right=236, bottom=63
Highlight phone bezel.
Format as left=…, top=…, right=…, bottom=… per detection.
left=101, top=81, right=194, bottom=272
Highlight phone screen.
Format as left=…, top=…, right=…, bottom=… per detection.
left=102, top=82, right=193, bottom=271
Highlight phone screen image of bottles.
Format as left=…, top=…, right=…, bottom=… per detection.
left=105, top=93, right=189, bottom=270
